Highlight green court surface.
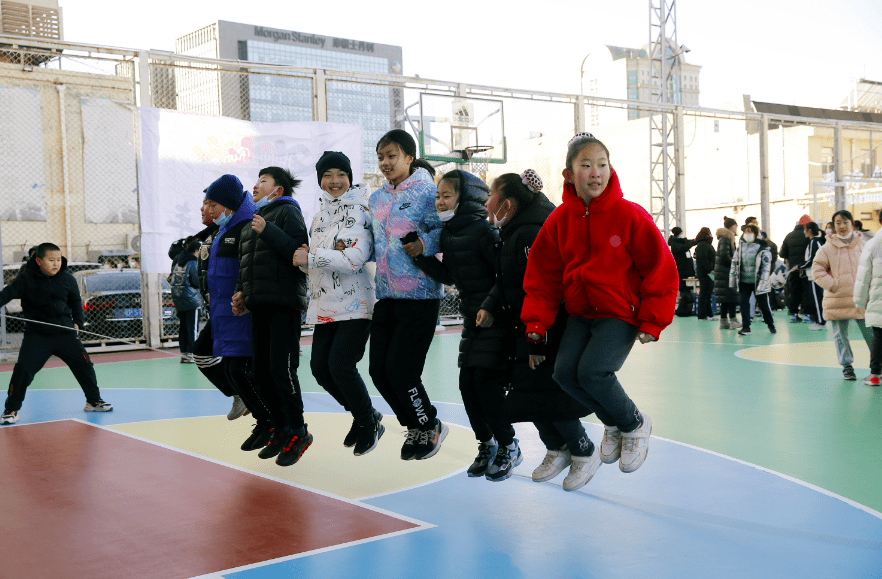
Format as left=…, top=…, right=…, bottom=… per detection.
left=5, top=311, right=881, bottom=514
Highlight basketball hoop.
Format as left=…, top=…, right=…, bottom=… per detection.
left=462, top=145, right=493, bottom=161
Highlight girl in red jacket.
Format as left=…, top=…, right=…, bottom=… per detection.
left=522, top=133, right=678, bottom=479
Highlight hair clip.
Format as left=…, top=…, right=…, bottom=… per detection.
left=567, top=132, right=595, bottom=147
left=520, top=169, right=543, bottom=193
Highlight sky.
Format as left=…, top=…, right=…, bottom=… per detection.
left=61, top=0, right=882, bottom=110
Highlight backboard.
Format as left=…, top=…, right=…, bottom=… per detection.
left=417, top=93, right=506, bottom=164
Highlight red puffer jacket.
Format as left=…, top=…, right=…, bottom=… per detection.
left=521, top=169, right=678, bottom=340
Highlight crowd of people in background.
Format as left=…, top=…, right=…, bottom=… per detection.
left=673, top=205, right=882, bottom=386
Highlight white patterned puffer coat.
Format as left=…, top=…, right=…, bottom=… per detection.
left=853, top=234, right=882, bottom=327
left=302, top=183, right=376, bottom=324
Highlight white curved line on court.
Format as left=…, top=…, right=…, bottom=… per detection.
left=733, top=342, right=866, bottom=368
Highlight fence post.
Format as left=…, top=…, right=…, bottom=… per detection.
left=675, top=105, right=686, bottom=230
left=136, top=51, right=163, bottom=350
left=574, top=95, right=586, bottom=134
left=834, top=121, right=845, bottom=210
left=759, top=113, right=771, bottom=237
left=314, top=69, right=328, bottom=122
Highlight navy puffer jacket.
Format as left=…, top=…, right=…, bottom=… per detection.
left=207, top=196, right=255, bottom=357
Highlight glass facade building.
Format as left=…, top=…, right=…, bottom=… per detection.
left=176, top=21, right=404, bottom=173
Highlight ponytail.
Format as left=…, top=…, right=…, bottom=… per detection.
left=411, top=158, right=436, bottom=177
left=492, top=169, right=541, bottom=208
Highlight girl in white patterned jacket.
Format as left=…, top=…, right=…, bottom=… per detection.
left=293, top=151, right=383, bottom=456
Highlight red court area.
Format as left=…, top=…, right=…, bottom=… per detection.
left=0, top=420, right=418, bottom=579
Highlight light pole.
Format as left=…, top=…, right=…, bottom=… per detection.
left=579, top=53, right=591, bottom=95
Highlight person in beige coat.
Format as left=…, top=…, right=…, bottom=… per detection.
left=812, top=209, right=872, bottom=381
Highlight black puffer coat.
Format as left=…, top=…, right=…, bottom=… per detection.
left=668, top=236, right=698, bottom=279
left=482, top=191, right=590, bottom=423
left=0, top=256, right=83, bottom=335
left=413, top=171, right=506, bottom=369
left=195, top=222, right=218, bottom=304
left=779, top=225, right=809, bottom=269
left=237, top=197, right=309, bottom=311
left=713, top=229, right=739, bottom=303
left=694, top=238, right=716, bottom=280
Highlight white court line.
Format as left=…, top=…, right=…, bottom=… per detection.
left=733, top=342, right=869, bottom=368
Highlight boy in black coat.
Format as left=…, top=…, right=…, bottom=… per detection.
left=232, top=167, right=311, bottom=467
left=0, top=243, right=112, bottom=424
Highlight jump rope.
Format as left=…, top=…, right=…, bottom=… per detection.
left=0, top=314, right=182, bottom=358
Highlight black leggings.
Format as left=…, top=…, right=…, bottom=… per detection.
left=369, top=299, right=439, bottom=430
left=739, top=283, right=774, bottom=330
left=310, top=319, right=374, bottom=426
left=460, top=366, right=515, bottom=447
left=719, top=303, right=737, bottom=320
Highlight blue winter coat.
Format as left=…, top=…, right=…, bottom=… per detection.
left=207, top=195, right=256, bottom=357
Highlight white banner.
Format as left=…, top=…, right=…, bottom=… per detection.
left=137, top=108, right=363, bottom=273
left=82, top=97, right=138, bottom=223
left=0, top=87, right=47, bottom=221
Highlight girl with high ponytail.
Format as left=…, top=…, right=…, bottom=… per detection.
left=367, top=129, right=448, bottom=461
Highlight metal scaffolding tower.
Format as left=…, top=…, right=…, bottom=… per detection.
left=648, top=0, right=685, bottom=237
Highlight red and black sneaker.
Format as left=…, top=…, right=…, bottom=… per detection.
left=276, top=427, right=313, bottom=467
left=257, top=428, right=282, bottom=459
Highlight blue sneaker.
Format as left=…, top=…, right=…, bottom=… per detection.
left=467, top=440, right=498, bottom=477
left=486, top=439, right=523, bottom=482
left=803, top=315, right=814, bottom=324
left=790, top=314, right=802, bottom=323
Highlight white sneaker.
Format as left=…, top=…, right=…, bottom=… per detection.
left=620, top=413, right=652, bottom=473
left=532, top=446, right=572, bottom=482
left=562, top=452, right=602, bottom=491
left=227, top=395, right=250, bottom=420
left=809, top=324, right=826, bottom=331
left=0, top=410, right=19, bottom=424
left=599, top=425, right=622, bottom=464
left=84, top=400, right=113, bottom=412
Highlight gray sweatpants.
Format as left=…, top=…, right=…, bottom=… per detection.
left=829, top=319, right=873, bottom=367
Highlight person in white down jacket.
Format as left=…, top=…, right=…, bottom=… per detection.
left=293, top=151, right=384, bottom=455
left=853, top=211, right=882, bottom=387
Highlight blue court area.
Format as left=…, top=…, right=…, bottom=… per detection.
left=2, top=313, right=881, bottom=578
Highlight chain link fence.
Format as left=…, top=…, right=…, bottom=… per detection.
left=1, top=36, right=880, bottom=351
left=0, top=43, right=176, bottom=355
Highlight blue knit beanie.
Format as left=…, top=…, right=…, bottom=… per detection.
left=205, top=174, right=245, bottom=210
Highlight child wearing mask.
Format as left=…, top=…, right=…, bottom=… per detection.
left=729, top=224, right=776, bottom=336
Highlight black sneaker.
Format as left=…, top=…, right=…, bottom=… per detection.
left=738, top=328, right=752, bottom=336
left=343, top=419, right=358, bottom=448
left=354, top=417, right=385, bottom=456
left=345, top=409, right=382, bottom=448
left=485, top=439, right=523, bottom=482
left=769, top=325, right=776, bottom=334
left=276, top=427, right=313, bottom=467
left=843, top=365, right=857, bottom=381
left=414, top=419, right=449, bottom=460
left=467, top=441, right=499, bottom=477
left=241, top=422, right=271, bottom=451
left=401, top=428, right=420, bottom=460
left=257, top=428, right=283, bottom=459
